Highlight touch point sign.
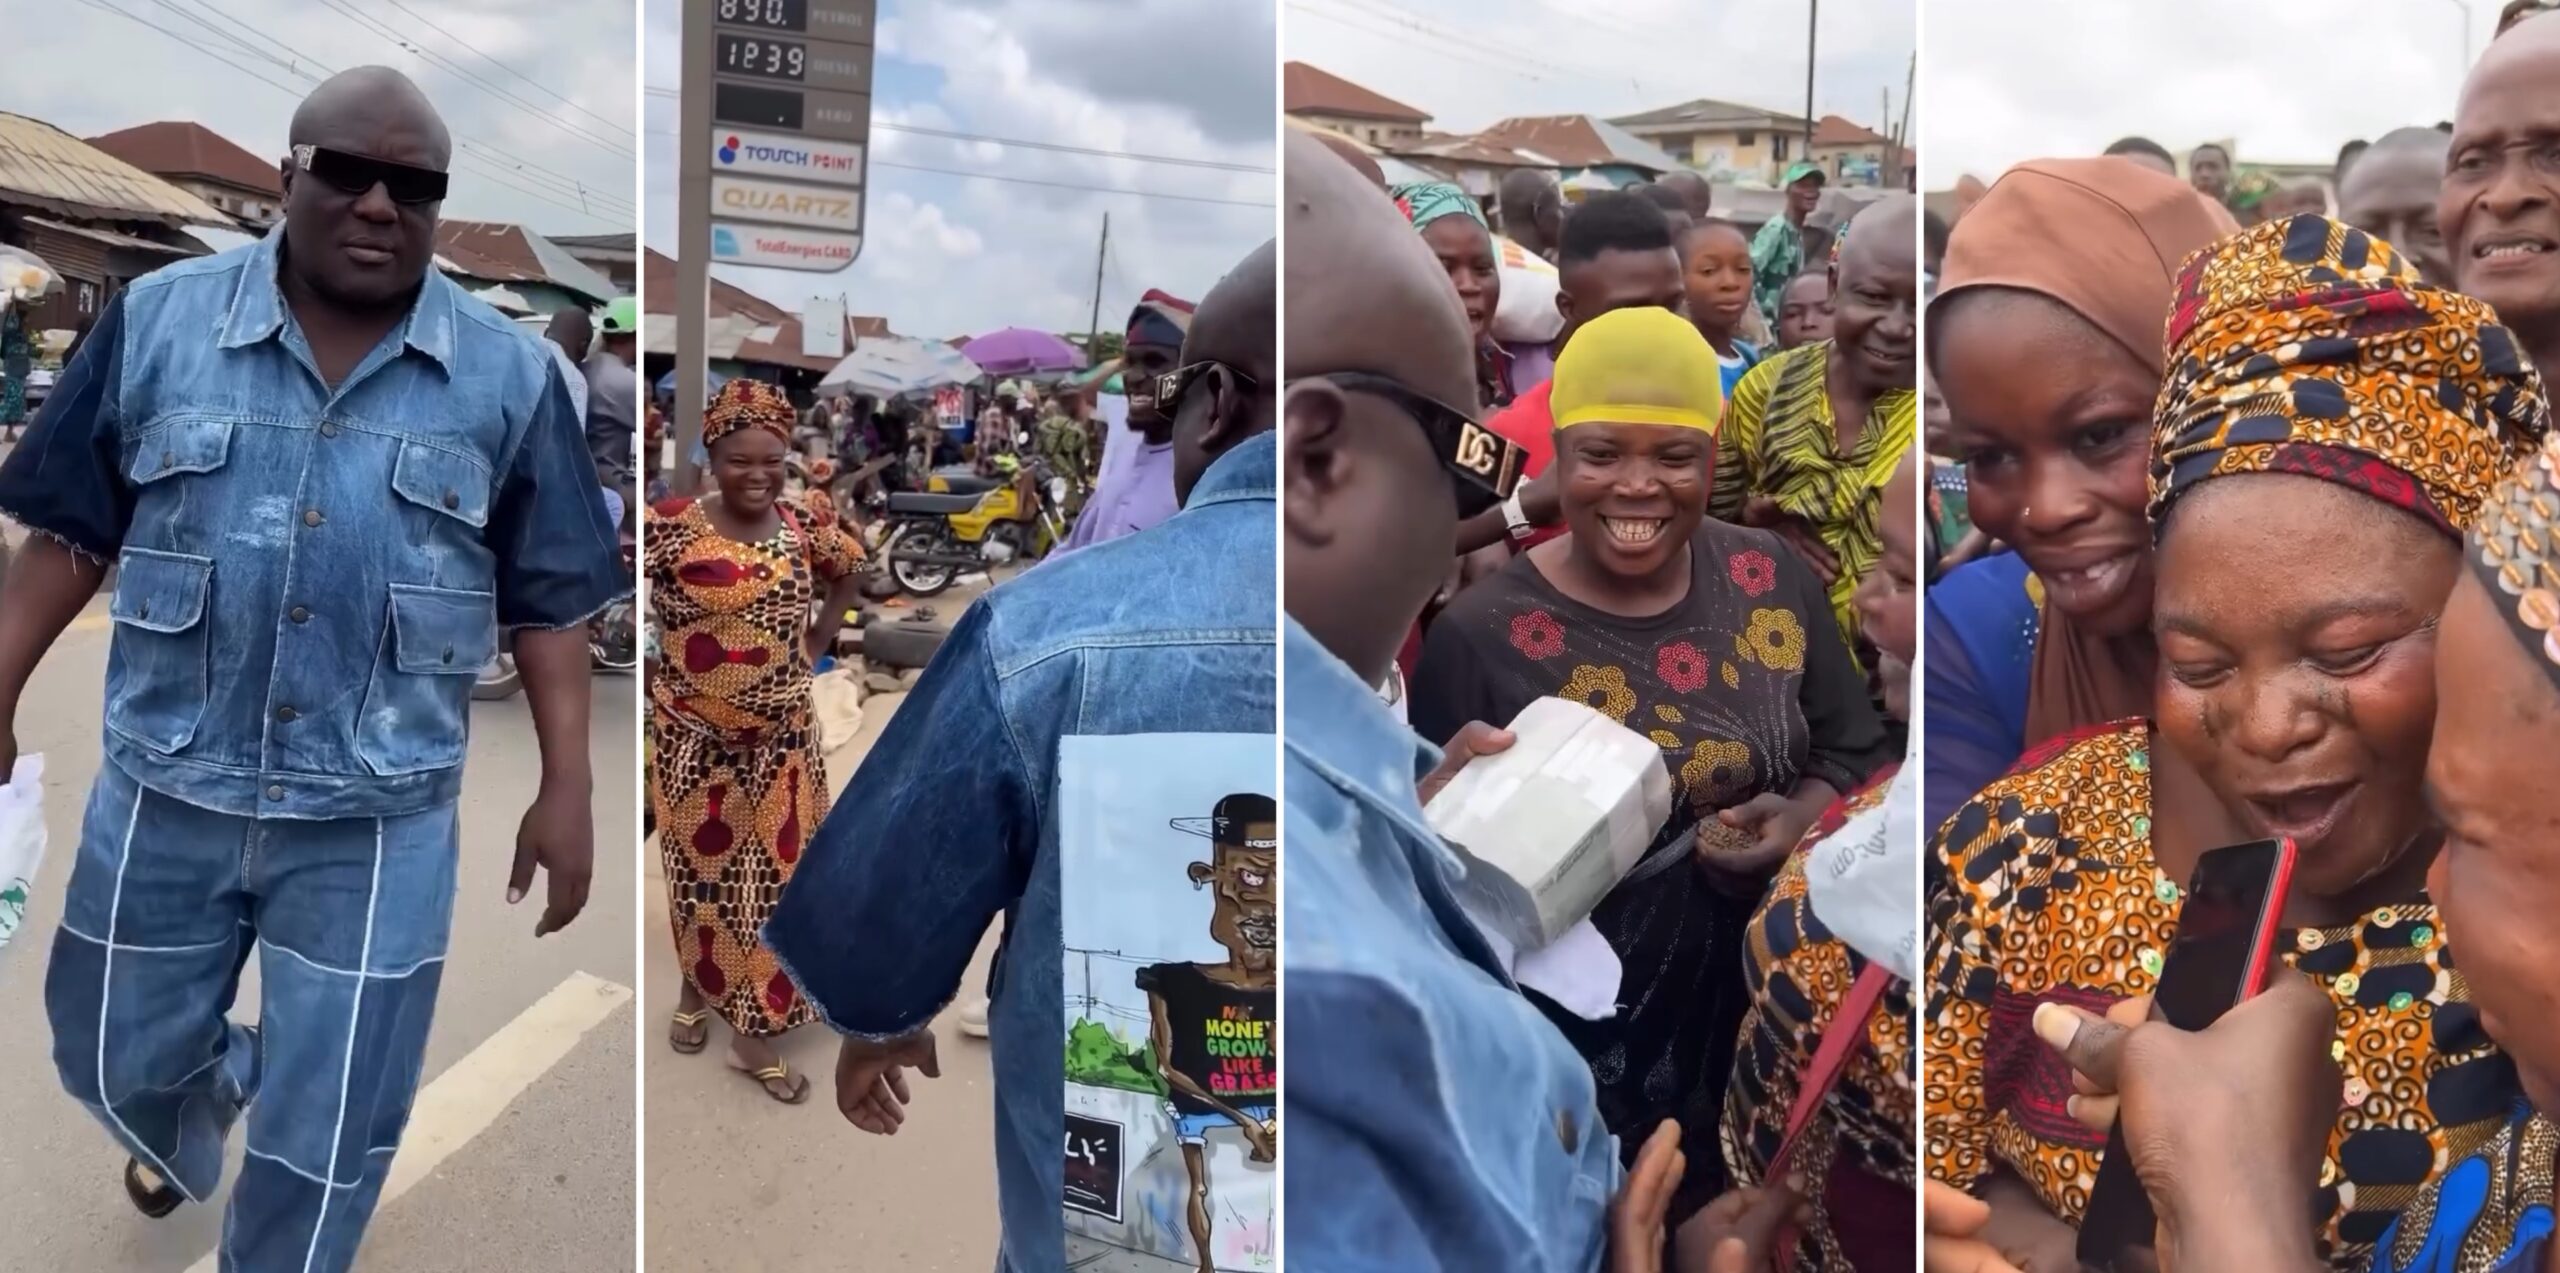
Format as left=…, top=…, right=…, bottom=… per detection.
left=712, top=128, right=863, bottom=183
left=713, top=174, right=863, bottom=233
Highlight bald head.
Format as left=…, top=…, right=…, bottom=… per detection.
left=1833, top=194, right=1919, bottom=391
left=291, top=66, right=451, bottom=168
left=1658, top=169, right=1713, bottom=219
left=279, top=65, right=451, bottom=316
left=2341, top=127, right=2453, bottom=284
left=2446, top=12, right=2560, bottom=355
left=1310, top=131, right=1384, bottom=189
left=1284, top=132, right=1475, bottom=413
left=1499, top=167, right=1563, bottom=253
left=1172, top=238, right=1277, bottom=502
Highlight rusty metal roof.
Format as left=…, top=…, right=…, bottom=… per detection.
left=86, top=121, right=282, bottom=198
left=0, top=111, right=234, bottom=227
left=434, top=218, right=619, bottom=305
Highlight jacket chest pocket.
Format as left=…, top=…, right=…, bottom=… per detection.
left=354, top=583, right=497, bottom=776
left=389, top=440, right=494, bottom=546
left=104, top=548, right=216, bottom=755
left=123, top=417, right=236, bottom=544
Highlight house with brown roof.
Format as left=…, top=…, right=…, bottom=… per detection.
left=1283, top=62, right=1432, bottom=150
left=1610, top=97, right=1814, bottom=184
left=86, top=120, right=284, bottom=231
left=434, top=218, right=620, bottom=316
left=1476, top=115, right=1685, bottom=189
left=0, top=111, right=232, bottom=331
left=551, top=232, right=636, bottom=293
left=1811, top=114, right=1910, bottom=187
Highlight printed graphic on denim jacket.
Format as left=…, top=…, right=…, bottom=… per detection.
left=1060, top=732, right=1275, bottom=1273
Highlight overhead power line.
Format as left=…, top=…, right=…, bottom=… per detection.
left=69, top=0, right=631, bottom=228
left=644, top=87, right=1273, bottom=173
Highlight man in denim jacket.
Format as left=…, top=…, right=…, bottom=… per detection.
left=0, top=69, right=622, bottom=1269
left=1280, top=132, right=1662, bottom=1271
left=765, top=240, right=1276, bottom=1272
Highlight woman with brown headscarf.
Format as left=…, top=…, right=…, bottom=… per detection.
left=1924, top=213, right=2545, bottom=1271
left=1919, top=158, right=2239, bottom=835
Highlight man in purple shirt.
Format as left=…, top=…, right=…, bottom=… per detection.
left=1054, top=290, right=1193, bottom=556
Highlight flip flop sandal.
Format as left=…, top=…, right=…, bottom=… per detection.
left=124, top=1158, right=182, bottom=1219
left=740, top=1062, right=810, bottom=1105
left=669, top=1009, right=711, bottom=1055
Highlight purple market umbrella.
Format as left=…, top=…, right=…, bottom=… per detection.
left=961, top=326, right=1087, bottom=376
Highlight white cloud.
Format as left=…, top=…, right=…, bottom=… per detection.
left=1286, top=0, right=1915, bottom=137
left=646, top=0, right=1277, bottom=342
left=1922, top=0, right=2482, bottom=184
left=9, top=0, right=636, bottom=237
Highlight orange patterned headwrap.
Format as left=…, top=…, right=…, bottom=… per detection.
left=2151, top=214, right=2548, bottom=538
left=703, top=377, right=796, bottom=449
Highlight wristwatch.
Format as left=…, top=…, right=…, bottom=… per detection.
left=1501, top=488, right=1534, bottom=540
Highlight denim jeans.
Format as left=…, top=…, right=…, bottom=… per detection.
left=44, top=758, right=459, bottom=1272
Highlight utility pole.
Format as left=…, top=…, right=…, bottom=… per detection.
left=673, top=0, right=711, bottom=495
left=1893, top=51, right=1916, bottom=187
left=1803, top=0, right=1819, bottom=160
left=1085, top=212, right=1110, bottom=362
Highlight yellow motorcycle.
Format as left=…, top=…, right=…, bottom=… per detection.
left=884, top=456, right=1068, bottom=596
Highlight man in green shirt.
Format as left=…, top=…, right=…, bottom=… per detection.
left=1751, top=160, right=1826, bottom=326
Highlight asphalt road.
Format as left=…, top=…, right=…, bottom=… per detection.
left=642, top=572, right=1007, bottom=1273
left=0, top=591, right=641, bottom=1271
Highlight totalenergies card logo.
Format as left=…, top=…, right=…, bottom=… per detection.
left=718, top=135, right=743, bottom=165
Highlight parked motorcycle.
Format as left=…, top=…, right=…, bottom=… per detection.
left=883, top=458, right=1065, bottom=596
left=474, top=520, right=638, bottom=700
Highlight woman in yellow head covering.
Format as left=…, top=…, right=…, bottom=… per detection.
left=1410, top=307, right=1895, bottom=1226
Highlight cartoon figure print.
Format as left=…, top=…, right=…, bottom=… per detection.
left=1136, top=793, right=1277, bottom=1273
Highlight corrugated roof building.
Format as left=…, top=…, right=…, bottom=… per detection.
left=0, top=111, right=233, bottom=331
left=1283, top=62, right=1432, bottom=151
left=86, top=120, right=284, bottom=230
left=434, top=219, right=621, bottom=315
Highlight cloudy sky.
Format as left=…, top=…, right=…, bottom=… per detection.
left=1288, top=0, right=1915, bottom=139
left=14, top=0, right=634, bottom=239
left=1925, top=0, right=2488, bottom=184
left=643, top=0, right=1278, bottom=342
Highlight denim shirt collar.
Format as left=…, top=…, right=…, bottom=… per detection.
left=1282, top=617, right=1461, bottom=877
left=1181, top=430, right=1275, bottom=511
left=218, top=226, right=458, bottom=376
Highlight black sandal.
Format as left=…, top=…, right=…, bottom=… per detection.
left=124, top=1158, right=182, bottom=1218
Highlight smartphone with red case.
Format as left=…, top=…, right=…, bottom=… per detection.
left=2075, top=837, right=2299, bottom=1269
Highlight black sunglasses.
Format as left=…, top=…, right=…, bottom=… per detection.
left=1308, top=372, right=1524, bottom=518
left=292, top=144, right=449, bottom=206
left=1150, top=361, right=1261, bottom=418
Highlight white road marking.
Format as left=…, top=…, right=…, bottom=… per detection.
left=181, top=971, right=634, bottom=1273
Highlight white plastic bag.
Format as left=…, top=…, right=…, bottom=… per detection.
left=0, top=753, right=46, bottom=954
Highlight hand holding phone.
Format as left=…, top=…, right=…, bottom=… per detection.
left=2072, top=839, right=2301, bottom=1269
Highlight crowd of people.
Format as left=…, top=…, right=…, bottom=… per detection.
left=1922, top=10, right=2560, bottom=1273
left=1289, top=97, right=1922, bottom=1265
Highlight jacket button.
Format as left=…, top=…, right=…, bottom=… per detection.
left=304, top=509, right=323, bottom=527
left=1554, top=1109, right=1578, bottom=1154
left=160, top=451, right=174, bottom=469
left=136, top=601, right=150, bottom=620
left=276, top=706, right=297, bottom=722
left=443, top=491, right=460, bottom=510
left=264, top=785, right=284, bottom=801
left=289, top=606, right=310, bottom=623
left=442, top=647, right=455, bottom=664
left=319, top=420, right=338, bottom=438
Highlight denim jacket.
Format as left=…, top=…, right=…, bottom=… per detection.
left=1284, top=619, right=1623, bottom=1272
left=766, top=432, right=1277, bottom=1273
left=0, top=232, right=626, bottom=820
